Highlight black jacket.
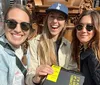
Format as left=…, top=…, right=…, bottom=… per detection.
left=80, top=48, right=100, bottom=85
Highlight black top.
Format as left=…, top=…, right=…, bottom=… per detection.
left=80, top=48, right=100, bottom=85
left=54, top=38, right=62, bottom=65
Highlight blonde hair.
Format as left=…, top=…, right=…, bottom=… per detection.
left=38, top=13, right=67, bottom=65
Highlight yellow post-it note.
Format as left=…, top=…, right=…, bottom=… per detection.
left=46, top=65, right=61, bottom=82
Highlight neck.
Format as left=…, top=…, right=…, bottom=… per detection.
left=52, top=35, right=59, bottom=42
left=83, top=42, right=88, bottom=50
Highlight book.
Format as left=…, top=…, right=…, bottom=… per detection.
left=43, top=65, right=85, bottom=85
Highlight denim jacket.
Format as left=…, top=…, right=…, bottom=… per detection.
left=0, top=35, right=30, bottom=85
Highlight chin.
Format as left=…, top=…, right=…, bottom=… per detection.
left=11, top=42, right=22, bottom=48
left=80, top=41, right=89, bottom=44
left=13, top=44, right=21, bottom=48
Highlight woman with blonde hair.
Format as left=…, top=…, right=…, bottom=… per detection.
left=26, top=2, right=77, bottom=85
left=0, top=4, right=34, bottom=85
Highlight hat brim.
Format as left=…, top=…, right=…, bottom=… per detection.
left=46, top=9, right=68, bottom=18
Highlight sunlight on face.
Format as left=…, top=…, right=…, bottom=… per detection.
left=5, top=8, right=30, bottom=48
left=76, top=15, right=95, bottom=45
left=47, top=11, right=66, bottom=40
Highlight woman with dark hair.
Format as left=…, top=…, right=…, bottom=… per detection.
left=71, top=10, right=100, bottom=85
left=26, top=2, right=77, bottom=85
left=0, top=4, right=34, bottom=85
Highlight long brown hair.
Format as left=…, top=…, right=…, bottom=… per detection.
left=71, top=10, right=100, bottom=68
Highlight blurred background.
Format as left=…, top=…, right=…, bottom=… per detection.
left=0, top=0, right=100, bottom=40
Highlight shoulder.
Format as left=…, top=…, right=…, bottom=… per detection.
left=60, top=37, right=71, bottom=54
left=0, top=35, right=6, bottom=50
left=0, top=34, right=6, bottom=42
left=62, top=37, right=71, bottom=47
left=28, top=34, right=42, bottom=51
left=28, top=34, right=41, bottom=46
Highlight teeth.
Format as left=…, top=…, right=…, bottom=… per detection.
left=13, top=34, right=21, bottom=38
left=52, top=25, right=58, bottom=28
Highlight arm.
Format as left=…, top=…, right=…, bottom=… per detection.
left=0, top=54, right=8, bottom=85
left=26, top=39, right=53, bottom=85
left=65, top=56, right=78, bottom=71
left=88, top=50, right=100, bottom=85
left=64, top=44, right=78, bottom=71
left=26, top=47, right=53, bottom=85
left=26, top=40, right=39, bottom=85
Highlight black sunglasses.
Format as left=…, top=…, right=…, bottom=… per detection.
left=76, top=24, right=94, bottom=31
left=5, top=19, right=32, bottom=31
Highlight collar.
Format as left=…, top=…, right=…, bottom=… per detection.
left=34, top=34, right=70, bottom=46
left=0, top=35, right=15, bottom=55
left=80, top=48, right=94, bottom=60
left=1, top=34, right=21, bottom=50
left=60, top=37, right=70, bottom=46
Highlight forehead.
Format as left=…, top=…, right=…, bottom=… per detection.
left=48, top=11, right=65, bottom=17
left=7, top=8, right=29, bottom=22
left=80, top=15, right=92, bottom=24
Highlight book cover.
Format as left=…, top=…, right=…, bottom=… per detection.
left=43, top=65, right=85, bottom=85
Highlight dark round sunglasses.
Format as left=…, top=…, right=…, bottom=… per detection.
left=5, top=19, right=32, bottom=31
left=76, top=24, right=94, bottom=31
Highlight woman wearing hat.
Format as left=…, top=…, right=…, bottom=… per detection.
left=26, top=2, right=77, bottom=85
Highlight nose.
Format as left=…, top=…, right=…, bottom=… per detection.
left=14, top=24, right=22, bottom=32
left=53, top=18, right=58, bottom=23
left=81, top=25, right=87, bottom=32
